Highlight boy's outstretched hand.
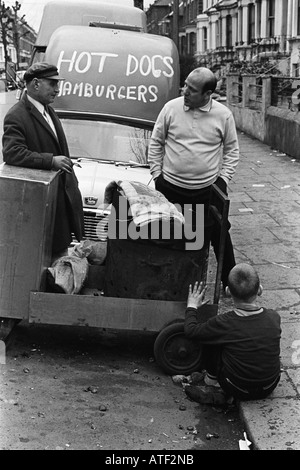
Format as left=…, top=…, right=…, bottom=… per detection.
left=187, top=281, right=208, bottom=309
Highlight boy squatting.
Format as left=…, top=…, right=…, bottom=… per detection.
left=184, top=263, right=281, bottom=405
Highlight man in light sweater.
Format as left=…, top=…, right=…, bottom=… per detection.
left=148, top=67, right=239, bottom=287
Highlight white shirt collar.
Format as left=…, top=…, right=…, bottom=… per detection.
left=27, top=94, right=46, bottom=115
left=27, top=93, right=57, bottom=137
left=234, top=307, right=264, bottom=317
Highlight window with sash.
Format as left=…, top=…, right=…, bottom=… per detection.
left=256, top=0, right=262, bottom=39
left=216, top=19, right=220, bottom=48
left=268, top=0, right=275, bottom=38
left=203, top=26, right=208, bottom=51
left=226, top=15, right=233, bottom=48
left=297, top=0, right=300, bottom=36
left=248, top=3, right=255, bottom=43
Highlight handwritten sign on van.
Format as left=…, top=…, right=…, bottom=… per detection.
left=47, top=26, right=179, bottom=122
left=57, top=50, right=175, bottom=104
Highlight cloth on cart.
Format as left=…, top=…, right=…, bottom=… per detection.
left=47, top=245, right=89, bottom=294
left=104, top=180, right=185, bottom=228
left=73, top=239, right=107, bottom=265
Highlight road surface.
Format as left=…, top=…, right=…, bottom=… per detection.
left=0, top=90, right=18, bottom=160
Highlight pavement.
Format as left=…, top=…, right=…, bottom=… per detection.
left=218, top=130, right=300, bottom=450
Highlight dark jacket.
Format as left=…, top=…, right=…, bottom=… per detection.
left=2, top=92, right=84, bottom=252
left=185, top=307, right=281, bottom=386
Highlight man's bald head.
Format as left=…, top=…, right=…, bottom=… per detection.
left=184, top=67, right=217, bottom=109
left=227, top=263, right=261, bottom=301
left=187, top=67, right=217, bottom=94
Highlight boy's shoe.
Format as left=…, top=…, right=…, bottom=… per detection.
left=204, top=374, right=221, bottom=388
left=189, top=371, right=221, bottom=388
left=185, top=384, right=227, bottom=406
left=189, top=371, right=205, bottom=385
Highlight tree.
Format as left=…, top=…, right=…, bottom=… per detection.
left=179, top=55, right=197, bottom=88
left=0, top=0, right=13, bottom=81
left=12, top=1, right=22, bottom=70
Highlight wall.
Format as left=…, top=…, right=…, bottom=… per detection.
left=227, top=74, right=300, bottom=159
left=230, top=105, right=267, bottom=142
left=265, top=107, right=300, bottom=157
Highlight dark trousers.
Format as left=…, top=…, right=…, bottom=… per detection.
left=52, top=175, right=72, bottom=255
left=201, top=344, right=280, bottom=400
left=155, top=175, right=235, bottom=286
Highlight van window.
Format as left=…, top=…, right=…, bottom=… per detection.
left=61, top=119, right=152, bottom=164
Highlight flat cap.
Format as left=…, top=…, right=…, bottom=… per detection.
left=24, top=62, right=65, bottom=82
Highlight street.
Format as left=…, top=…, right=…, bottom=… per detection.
left=0, top=321, right=244, bottom=451
left=0, top=90, right=18, bottom=160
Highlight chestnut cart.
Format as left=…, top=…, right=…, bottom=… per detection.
left=0, top=164, right=229, bottom=375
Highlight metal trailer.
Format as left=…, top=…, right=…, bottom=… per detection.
left=0, top=164, right=228, bottom=375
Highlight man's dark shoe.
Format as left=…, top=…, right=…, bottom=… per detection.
left=185, top=384, right=227, bottom=405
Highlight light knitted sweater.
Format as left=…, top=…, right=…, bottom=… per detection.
left=148, top=96, right=239, bottom=189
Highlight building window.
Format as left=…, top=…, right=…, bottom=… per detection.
left=190, top=31, right=196, bottom=54
left=183, top=2, right=187, bottom=25
left=198, top=0, right=203, bottom=14
left=238, top=6, right=243, bottom=44
left=297, top=2, right=300, bottom=35
left=8, top=47, right=16, bottom=63
left=188, top=2, right=191, bottom=23
left=248, top=3, right=255, bottom=43
left=203, top=26, right=208, bottom=51
left=268, top=0, right=275, bottom=38
left=216, top=20, right=220, bottom=48
left=192, top=0, right=196, bottom=19
left=293, top=64, right=299, bottom=77
left=226, top=15, right=233, bottom=48
left=181, top=35, right=187, bottom=55
left=256, top=0, right=262, bottom=40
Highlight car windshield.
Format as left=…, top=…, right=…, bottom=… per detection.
left=61, top=118, right=152, bottom=165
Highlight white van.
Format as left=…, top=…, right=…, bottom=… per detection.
left=32, top=0, right=147, bottom=61
left=37, top=2, right=180, bottom=241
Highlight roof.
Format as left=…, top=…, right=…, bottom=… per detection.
left=35, top=0, right=147, bottom=46
left=149, top=0, right=171, bottom=8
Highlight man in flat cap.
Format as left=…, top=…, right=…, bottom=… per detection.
left=2, top=62, right=84, bottom=259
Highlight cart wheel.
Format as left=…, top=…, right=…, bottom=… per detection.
left=154, top=322, right=203, bottom=376
left=0, top=318, right=20, bottom=344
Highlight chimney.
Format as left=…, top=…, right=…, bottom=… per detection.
left=134, top=0, right=144, bottom=10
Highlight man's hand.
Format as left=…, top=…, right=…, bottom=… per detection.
left=52, top=155, right=73, bottom=173
left=215, top=176, right=228, bottom=195
left=153, top=174, right=161, bottom=186
left=187, top=281, right=208, bottom=309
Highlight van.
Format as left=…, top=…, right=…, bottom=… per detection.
left=32, top=0, right=147, bottom=62
left=40, top=7, right=180, bottom=242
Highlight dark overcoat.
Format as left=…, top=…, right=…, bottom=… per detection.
left=2, top=92, right=84, bottom=252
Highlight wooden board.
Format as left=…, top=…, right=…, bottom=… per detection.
left=0, top=164, right=58, bottom=319
left=104, top=238, right=209, bottom=301
left=29, top=291, right=187, bottom=331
